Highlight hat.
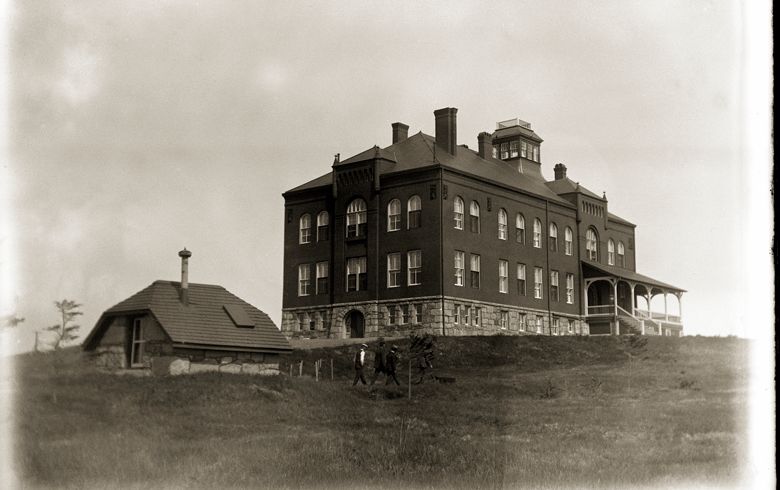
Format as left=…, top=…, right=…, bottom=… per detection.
left=361, top=344, right=368, bottom=349
left=391, top=345, right=398, bottom=351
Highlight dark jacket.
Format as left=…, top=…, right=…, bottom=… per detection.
left=354, top=350, right=365, bottom=369
left=386, top=351, right=398, bottom=373
left=373, top=348, right=387, bottom=371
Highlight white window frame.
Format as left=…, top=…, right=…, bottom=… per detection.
left=469, top=201, right=480, bottom=233
left=387, top=253, right=401, bottom=288
left=566, top=273, right=574, bottom=304
left=317, top=211, right=329, bottom=242
left=408, top=250, right=421, bottom=286
left=500, top=142, right=508, bottom=159
left=521, top=141, right=527, bottom=158
left=299, top=214, right=311, bottom=244
left=388, top=199, right=401, bottom=232
left=316, top=261, right=328, bottom=295
left=298, top=264, right=311, bottom=296
left=499, top=260, right=508, bottom=293
left=346, top=256, right=367, bottom=292
left=130, top=318, right=144, bottom=368
left=586, top=228, right=598, bottom=260
left=407, top=196, right=421, bottom=229
left=549, top=223, right=558, bottom=252
left=536, top=316, right=543, bottom=333
left=550, top=270, right=559, bottom=301
left=618, top=242, right=625, bottom=267
left=470, top=254, right=480, bottom=288
left=346, top=199, right=367, bottom=238
left=474, top=307, right=480, bottom=327
left=516, top=214, right=525, bottom=243
left=534, top=267, right=543, bottom=299
left=454, top=197, right=464, bottom=230
left=518, top=314, right=526, bottom=331
left=565, top=227, right=573, bottom=255
left=608, top=239, right=615, bottom=265
left=454, top=251, right=465, bottom=286
left=500, top=311, right=508, bottom=329
left=498, top=209, right=507, bottom=240
left=552, top=318, right=560, bottom=336
left=533, top=219, right=542, bottom=248
left=517, top=263, right=526, bottom=296
left=509, top=141, right=518, bottom=158
left=454, top=304, right=460, bottom=324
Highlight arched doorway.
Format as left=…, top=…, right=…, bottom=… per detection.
left=345, top=310, right=365, bottom=338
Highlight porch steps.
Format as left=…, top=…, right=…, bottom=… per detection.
left=617, top=315, right=644, bottom=335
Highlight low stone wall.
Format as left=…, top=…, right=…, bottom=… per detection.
left=91, top=344, right=282, bottom=376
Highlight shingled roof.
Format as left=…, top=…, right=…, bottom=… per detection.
left=83, top=280, right=291, bottom=354
left=284, top=131, right=573, bottom=207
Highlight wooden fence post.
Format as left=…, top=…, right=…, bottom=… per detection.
left=299, top=360, right=303, bottom=376
left=408, top=360, right=412, bottom=399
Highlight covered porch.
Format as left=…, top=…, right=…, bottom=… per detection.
left=582, top=262, right=686, bottom=336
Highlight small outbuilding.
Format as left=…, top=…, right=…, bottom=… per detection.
left=82, top=249, right=292, bottom=376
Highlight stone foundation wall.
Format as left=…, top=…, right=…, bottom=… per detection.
left=282, top=298, right=588, bottom=339
left=92, top=341, right=282, bottom=376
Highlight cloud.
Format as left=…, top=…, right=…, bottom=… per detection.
left=55, top=44, right=102, bottom=106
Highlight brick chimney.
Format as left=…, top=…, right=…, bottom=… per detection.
left=392, top=122, right=409, bottom=144
left=178, top=248, right=192, bottom=306
left=434, top=107, right=458, bottom=156
left=554, top=163, right=567, bottom=180
left=477, top=132, right=493, bottom=159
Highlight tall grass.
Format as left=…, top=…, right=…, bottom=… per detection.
left=13, top=336, right=752, bottom=489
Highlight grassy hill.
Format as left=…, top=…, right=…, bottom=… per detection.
left=11, top=335, right=754, bottom=489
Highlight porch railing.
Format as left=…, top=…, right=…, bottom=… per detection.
left=587, top=305, right=613, bottom=315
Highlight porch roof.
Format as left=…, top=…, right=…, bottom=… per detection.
left=582, top=262, right=686, bottom=293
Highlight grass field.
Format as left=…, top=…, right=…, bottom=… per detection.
left=10, top=335, right=756, bottom=489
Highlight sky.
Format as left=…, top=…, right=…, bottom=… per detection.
left=0, top=1, right=773, bottom=353
left=0, top=1, right=774, bottom=486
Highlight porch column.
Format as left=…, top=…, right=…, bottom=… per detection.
left=663, top=290, right=669, bottom=321
left=675, top=291, right=684, bottom=322
left=584, top=279, right=590, bottom=316
left=628, top=282, right=636, bottom=316
left=613, top=280, right=618, bottom=316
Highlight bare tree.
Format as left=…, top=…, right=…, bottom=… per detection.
left=46, top=300, right=82, bottom=350
left=1, top=314, right=25, bottom=331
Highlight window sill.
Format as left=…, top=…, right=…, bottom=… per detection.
left=345, top=236, right=367, bottom=243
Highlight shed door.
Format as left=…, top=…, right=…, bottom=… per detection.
left=130, top=318, right=144, bottom=368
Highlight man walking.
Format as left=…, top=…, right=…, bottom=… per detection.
left=352, top=344, right=368, bottom=386
left=369, top=341, right=387, bottom=386
left=385, top=345, right=400, bottom=386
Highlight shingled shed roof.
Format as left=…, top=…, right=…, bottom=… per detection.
left=83, top=280, right=292, bottom=354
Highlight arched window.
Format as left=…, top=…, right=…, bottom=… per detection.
left=387, top=199, right=401, bottom=232
left=533, top=219, right=542, bottom=248
left=549, top=223, right=558, bottom=252
left=607, top=239, right=615, bottom=265
left=564, top=227, right=573, bottom=255
left=618, top=242, right=625, bottom=267
left=516, top=214, right=525, bottom=243
left=408, top=196, right=421, bottom=229
left=498, top=209, right=507, bottom=240
left=469, top=201, right=480, bottom=233
left=586, top=228, right=598, bottom=260
left=346, top=199, right=367, bottom=238
left=299, top=214, right=311, bottom=244
left=317, top=211, right=329, bottom=242
left=454, top=197, right=464, bottom=229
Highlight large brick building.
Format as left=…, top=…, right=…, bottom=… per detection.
left=281, top=108, right=685, bottom=339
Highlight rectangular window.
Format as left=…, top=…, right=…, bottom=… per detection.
left=470, top=254, right=480, bottom=288
left=500, top=142, right=509, bottom=159
left=500, top=311, right=508, bottom=329
left=566, top=274, right=574, bottom=304
left=565, top=231, right=572, bottom=255
left=298, top=264, right=311, bottom=296
left=455, top=251, right=465, bottom=286
left=131, top=318, right=144, bottom=367
left=389, top=306, right=396, bottom=325
left=510, top=141, right=518, bottom=158
left=454, top=304, right=460, bottom=324
left=518, top=314, right=526, bottom=331
left=309, top=313, right=316, bottom=330
left=499, top=260, right=508, bottom=293
left=517, top=263, right=527, bottom=295
left=552, top=318, right=560, bottom=335
left=318, top=224, right=329, bottom=242
left=316, top=262, right=328, bottom=295
left=536, top=316, right=543, bottom=333
left=347, top=257, right=367, bottom=292
left=387, top=253, right=401, bottom=288
left=408, top=251, right=421, bottom=286
left=550, top=271, right=559, bottom=302
left=568, top=319, right=573, bottom=333
left=521, top=141, right=527, bottom=158
left=414, top=304, right=422, bottom=324
left=297, top=313, right=305, bottom=331
left=464, top=306, right=470, bottom=326
left=408, top=210, right=421, bottom=229
left=401, top=305, right=408, bottom=324
left=474, top=308, right=481, bottom=327
left=534, top=267, right=543, bottom=299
